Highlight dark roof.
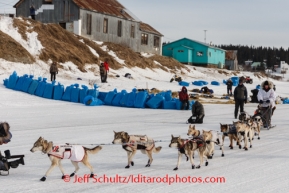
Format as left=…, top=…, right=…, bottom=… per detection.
left=14, top=0, right=134, bottom=21
left=13, top=0, right=24, bottom=8
left=139, top=22, right=163, bottom=36
left=72, top=0, right=135, bottom=20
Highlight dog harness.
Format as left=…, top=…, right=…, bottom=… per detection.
left=48, top=145, right=85, bottom=162
left=123, top=135, right=155, bottom=151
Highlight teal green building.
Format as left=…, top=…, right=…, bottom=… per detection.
left=162, top=38, right=226, bottom=67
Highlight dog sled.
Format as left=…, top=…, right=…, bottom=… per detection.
left=252, top=102, right=276, bottom=130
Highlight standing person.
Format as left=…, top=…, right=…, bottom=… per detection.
left=233, top=77, right=247, bottom=119
left=99, top=63, right=106, bottom=83
left=226, top=78, right=233, bottom=96
left=187, top=100, right=205, bottom=124
left=30, top=5, right=35, bottom=20
left=179, top=86, right=189, bottom=110
left=257, top=80, right=276, bottom=126
left=49, top=61, right=58, bottom=81
left=103, top=59, right=109, bottom=83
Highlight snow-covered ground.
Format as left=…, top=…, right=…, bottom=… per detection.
left=1, top=16, right=289, bottom=192
left=1, top=82, right=289, bottom=193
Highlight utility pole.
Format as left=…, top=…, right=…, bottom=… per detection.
left=204, top=30, right=207, bottom=43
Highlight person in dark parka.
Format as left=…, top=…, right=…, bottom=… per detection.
left=49, top=61, right=58, bottom=81
left=179, top=86, right=189, bottom=110
left=99, top=63, right=106, bottom=83
left=226, top=78, right=233, bottom=95
left=250, top=89, right=259, bottom=103
left=233, top=77, right=248, bottom=119
left=187, top=100, right=205, bottom=124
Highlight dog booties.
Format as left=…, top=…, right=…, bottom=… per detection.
left=48, top=145, right=85, bottom=162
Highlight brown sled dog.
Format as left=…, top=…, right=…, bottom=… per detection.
left=112, top=131, right=162, bottom=168
left=169, top=134, right=208, bottom=170
left=30, top=137, right=102, bottom=181
left=220, top=123, right=240, bottom=149
left=233, top=121, right=254, bottom=150
left=187, top=125, right=224, bottom=158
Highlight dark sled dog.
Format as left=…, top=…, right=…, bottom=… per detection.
left=169, top=134, right=208, bottom=170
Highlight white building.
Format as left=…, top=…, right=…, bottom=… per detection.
left=276, top=61, right=289, bottom=74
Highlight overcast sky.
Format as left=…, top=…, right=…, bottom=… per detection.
left=1, top=0, right=288, bottom=49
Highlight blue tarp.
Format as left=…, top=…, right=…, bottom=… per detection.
left=211, top=81, right=220, bottom=86
left=35, top=78, right=47, bottom=97
left=43, top=81, right=55, bottom=99
left=146, top=95, right=164, bottom=109
left=83, top=95, right=104, bottom=106
left=62, top=85, right=73, bottom=101
left=98, top=92, right=108, bottom=102
left=53, top=83, right=64, bottom=100
left=179, top=81, right=190, bottom=87
left=27, top=78, right=40, bottom=95
left=119, top=93, right=129, bottom=107
left=79, top=85, right=88, bottom=104
left=126, top=90, right=137, bottom=108
left=15, top=75, right=28, bottom=91
left=163, top=101, right=177, bottom=109
left=283, top=99, right=289, bottom=104
left=198, top=80, right=208, bottom=85
left=112, top=90, right=127, bottom=106
left=134, top=91, right=148, bottom=108
left=7, top=71, right=18, bottom=89
left=193, top=81, right=204, bottom=86
left=22, top=75, right=34, bottom=92
left=70, top=84, right=80, bottom=103
left=104, top=89, right=117, bottom=105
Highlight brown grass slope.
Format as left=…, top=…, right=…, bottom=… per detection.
left=3, top=17, right=188, bottom=73
left=0, top=30, right=35, bottom=64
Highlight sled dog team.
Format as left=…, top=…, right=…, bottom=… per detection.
left=30, top=112, right=263, bottom=181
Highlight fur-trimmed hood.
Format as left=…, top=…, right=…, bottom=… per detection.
left=261, top=80, right=274, bottom=90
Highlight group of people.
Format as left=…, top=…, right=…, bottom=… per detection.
left=233, top=77, right=276, bottom=126
left=179, top=76, right=276, bottom=126
left=48, top=59, right=110, bottom=83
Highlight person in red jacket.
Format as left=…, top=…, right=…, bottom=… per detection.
left=103, top=59, right=109, bottom=83
left=179, top=86, right=189, bottom=110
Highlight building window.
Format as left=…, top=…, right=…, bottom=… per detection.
left=86, top=14, right=92, bottom=35
left=117, top=20, right=122, bottom=37
left=130, top=25, right=135, bottom=38
left=209, top=52, right=211, bottom=57
left=103, top=18, right=108, bottom=34
left=141, top=33, right=148, bottom=45
left=154, top=36, right=160, bottom=47
left=178, top=50, right=184, bottom=52
left=43, top=0, right=53, bottom=4
left=197, top=51, right=203, bottom=56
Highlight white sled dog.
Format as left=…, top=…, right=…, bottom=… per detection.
left=112, top=131, right=162, bottom=168
left=30, top=137, right=102, bottom=181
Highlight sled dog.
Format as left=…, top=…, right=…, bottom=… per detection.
left=30, top=137, right=102, bottom=181
left=233, top=121, right=254, bottom=150
left=202, top=130, right=225, bottom=157
left=247, top=116, right=262, bottom=140
left=220, top=123, right=240, bottom=149
left=112, top=131, right=162, bottom=168
left=169, top=135, right=208, bottom=170
left=187, top=125, right=224, bottom=158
